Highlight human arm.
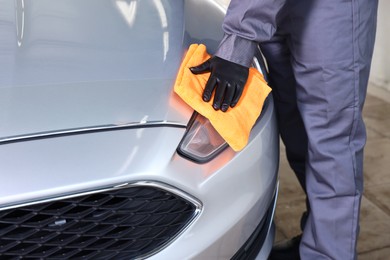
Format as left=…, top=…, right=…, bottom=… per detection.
left=191, top=0, right=286, bottom=111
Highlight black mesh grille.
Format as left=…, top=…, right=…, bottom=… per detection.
left=0, top=185, right=198, bottom=259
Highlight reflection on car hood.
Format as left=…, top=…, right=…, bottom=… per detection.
left=0, top=80, right=192, bottom=140
left=0, top=0, right=195, bottom=139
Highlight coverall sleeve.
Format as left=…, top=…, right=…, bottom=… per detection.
left=215, top=0, right=286, bottom=67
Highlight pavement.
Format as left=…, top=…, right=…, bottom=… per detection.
left=273, top=84, right=390, bottom=259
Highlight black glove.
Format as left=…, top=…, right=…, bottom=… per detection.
left=190, top=56, right=249, bottom=112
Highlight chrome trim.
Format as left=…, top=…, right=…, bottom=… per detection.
left=0, top=181, right=203, bottom=260
left=134, top=182, right=203, bottom=260
left=253, top=45, right=269, bottom=82
left=266, top=182, right=279, bottom=236
left=0, top=180, right=202, bottom=216
left=0, top=120, right=187, bottom=144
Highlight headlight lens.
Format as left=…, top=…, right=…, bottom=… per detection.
left=177, top=112, right=228, bottom=163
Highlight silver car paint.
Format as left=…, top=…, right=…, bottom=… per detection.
left=0, top=0, right=279, bottom=259
left=0, top=0, right=225, bottom=139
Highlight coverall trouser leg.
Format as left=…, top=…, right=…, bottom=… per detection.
left=261, top=0, right=378, bottom=259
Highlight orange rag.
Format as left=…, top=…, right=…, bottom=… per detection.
left=174, top=44, right=272, bottom=151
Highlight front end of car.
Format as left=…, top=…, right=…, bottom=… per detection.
left=0, top=0, right=279, bottom=259
left=0, top=93, right=278, bottom=259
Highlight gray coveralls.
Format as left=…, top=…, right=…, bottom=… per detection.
left=214, top=0, right=378, bottom=259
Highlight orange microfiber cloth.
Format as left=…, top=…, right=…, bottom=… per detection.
left=174, top=44, right=272, bottom=151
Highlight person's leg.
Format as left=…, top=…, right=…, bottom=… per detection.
left=288, top=0, right=378, bottom=258
left=260, top=34, right=308, bottom=199
left=260, top=30, right=308, bottom=260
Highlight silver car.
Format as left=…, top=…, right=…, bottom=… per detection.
left=0, top=0, right=279, bottom=259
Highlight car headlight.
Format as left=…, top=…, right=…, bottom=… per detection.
left=177, top=112, right=228, bottom=163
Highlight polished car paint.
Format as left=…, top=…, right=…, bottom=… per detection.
left=0, top=0, right=278, bottom=259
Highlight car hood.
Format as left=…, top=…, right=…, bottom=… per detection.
left=0, top=0, right=226, bottom=140
left=0, top=79, right=193, bottom=141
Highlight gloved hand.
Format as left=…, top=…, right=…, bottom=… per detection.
left=190, top=56, right=249, bottom=112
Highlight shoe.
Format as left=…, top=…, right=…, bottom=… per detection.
left=268, top=234, right=301, bottom=260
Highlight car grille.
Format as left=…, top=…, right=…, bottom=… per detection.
left=0, top=183, right=200, bottom=259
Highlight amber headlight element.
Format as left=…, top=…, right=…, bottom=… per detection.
left=177, top=112, right=228, bottom=163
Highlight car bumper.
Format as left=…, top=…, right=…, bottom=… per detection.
left=0, top=94, right=279, bottom=259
